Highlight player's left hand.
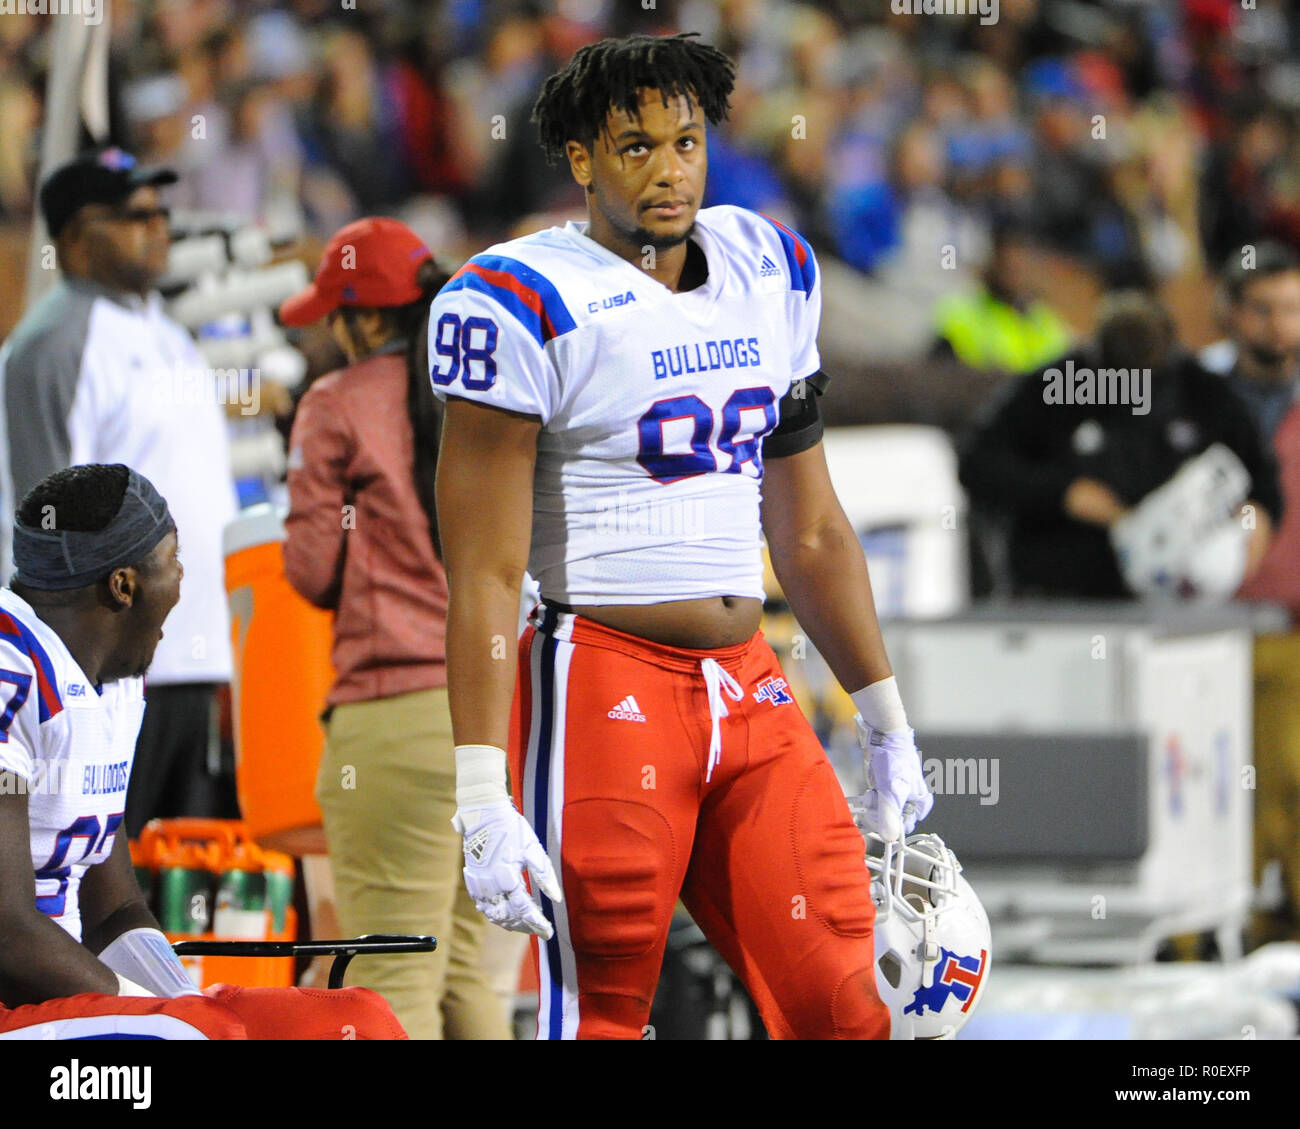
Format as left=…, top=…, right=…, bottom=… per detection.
left=849, top=716, right=932, bottom=841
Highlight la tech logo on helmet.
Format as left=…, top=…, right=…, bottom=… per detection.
left=904, top=948, right=988, bottom=1017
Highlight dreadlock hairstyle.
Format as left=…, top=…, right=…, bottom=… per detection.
left=532, top=32, right=736, bottom=165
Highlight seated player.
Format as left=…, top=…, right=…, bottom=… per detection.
left=0, top=464, right=405, bottom=1039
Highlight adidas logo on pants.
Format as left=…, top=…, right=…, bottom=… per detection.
left=607, top=696, right=646, bottom=722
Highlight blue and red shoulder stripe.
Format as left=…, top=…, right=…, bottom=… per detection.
left=758, top=214, right=817, bottom=298
left=0, top=610, right=63, bottom=723
left=442, top=254, right=577, bottom=350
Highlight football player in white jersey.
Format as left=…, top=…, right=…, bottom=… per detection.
left=434, top=33, right=932, bottom=1039
left=0, top=464, right=194, bottom=1006
left=0, top=465, right=410, bottom=1041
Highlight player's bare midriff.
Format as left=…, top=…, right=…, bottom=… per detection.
left=568, top=594, right=763, bottom=649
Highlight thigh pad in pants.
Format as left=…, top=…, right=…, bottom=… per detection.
left=561, top=798, right=680, bottom=959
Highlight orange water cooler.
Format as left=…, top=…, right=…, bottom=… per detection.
left=223, top=505, right=334, bottom=857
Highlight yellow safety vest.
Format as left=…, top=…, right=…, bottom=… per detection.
left=935, top=291, right=1072, bottom=374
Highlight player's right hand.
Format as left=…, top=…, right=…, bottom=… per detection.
left=452, top=800, right=562, bottom=939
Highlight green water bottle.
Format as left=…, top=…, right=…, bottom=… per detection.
left=214, top=866, right=269, bottom=938
left=158, top=843, right=215, bottom=936
left=264, top=854, right=294, bottom=936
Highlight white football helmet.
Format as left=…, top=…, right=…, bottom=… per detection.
left=865, top=832, right=991, bottom=1039
left=1110, top=443, right=1251, bottom=601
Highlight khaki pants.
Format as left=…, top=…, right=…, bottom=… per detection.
left=1252, top=632, right=1300, bottom=943
left=316, top=688, right=510, bottom=1039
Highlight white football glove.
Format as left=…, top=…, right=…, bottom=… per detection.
left=452, top=799, right=562, bottom=940
left=848, top=716, right=933, bottom=841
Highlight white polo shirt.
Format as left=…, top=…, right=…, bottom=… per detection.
left=0, top=277, right=235, bottom=684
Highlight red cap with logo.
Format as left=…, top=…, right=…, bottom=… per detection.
left=279, top=217, right=434, bottom=326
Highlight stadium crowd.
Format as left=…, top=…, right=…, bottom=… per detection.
left=2, top=0, right=1299, bottom=351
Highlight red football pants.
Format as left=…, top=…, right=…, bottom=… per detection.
left=509, top=603, right=889, bottom=1040
left=0, top=986, right=407, bottom=1040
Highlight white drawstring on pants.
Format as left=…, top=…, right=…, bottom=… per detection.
left=701, top=658, right=745, bottom=783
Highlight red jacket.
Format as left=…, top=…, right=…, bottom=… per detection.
left=1239, top=398, right=1300, bottom=619
left=284, top=351, right=448, bottom=706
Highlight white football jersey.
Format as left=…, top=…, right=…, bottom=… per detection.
left=428, top=204, right=822, bottom=604
left=0, top=588, right=146, bottom=941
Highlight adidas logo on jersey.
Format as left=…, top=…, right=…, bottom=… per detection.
left=607, top=695, right=647, bottom=723
left=759, top=255, right=781, bottom=279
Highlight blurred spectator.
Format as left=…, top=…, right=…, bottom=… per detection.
left=0, top=59, right=39, bottom=221
left=1108, top=99, right=1203, bottom=285
left=1023, top=61, right=1101, bottom=257
left=702, top=129, right=793, bottom=218
left=470, top=11, right=582, bottom=234
left=1201, top=105, right=1300, bottom=265
left=1221, top=242, right=1300, bottom=548
left=948, top=59, right=1031, bottom=193
left=958, top=290, right=1279, bottom=598
left=122, top=73, right=190, bottom=171
left=299, top=29, right=407, bottom=217
left=874, top=122, right=987, bottom=300
left=1214, top=241, right=1300, bottom=948
left=383, top=22, right=473, bottom=201
left=0, top=150, right=237, bottom=837
left=932, top=219, right=1073, bottom=375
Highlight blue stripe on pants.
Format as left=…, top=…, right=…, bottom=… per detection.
left=534, top=608, right=564, bottom=1039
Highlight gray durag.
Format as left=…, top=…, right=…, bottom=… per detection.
left=12, top=469, right=175, bottom=590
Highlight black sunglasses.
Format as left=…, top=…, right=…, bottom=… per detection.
left=116, top=204, right=171, bottom=224
left=86, top=204, right=171, bottom=225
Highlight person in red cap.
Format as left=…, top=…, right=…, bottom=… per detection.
left=278, top=218, right=509, bottom=1040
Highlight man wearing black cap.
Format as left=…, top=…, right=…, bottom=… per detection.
left=32, top=146, right=177, bottom=297
left=0, top=148, right=237, bottom=838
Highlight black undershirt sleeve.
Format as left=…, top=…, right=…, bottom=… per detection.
left=764, top=370, right=830, bottom=460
